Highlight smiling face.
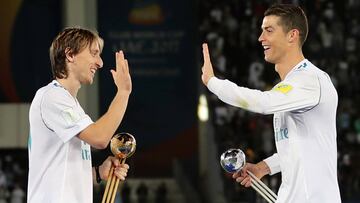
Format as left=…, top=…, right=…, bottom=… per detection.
left=259, top=4, right=308, bottom=66
left=69, top=40, right=103, bottom=85
left=50, top=28, right=104, bottom=82
left=258, top=15, right=290, bottom=65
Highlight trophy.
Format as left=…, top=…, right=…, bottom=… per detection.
left=102, top=133, right=136, bottom=203
left=220, top=148, right=277, bottom=203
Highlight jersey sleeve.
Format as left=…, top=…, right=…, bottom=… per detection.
left=263, top=153, right=281, bottom=175
left=207, top=71, right=320, bottom=114
left=40, top=88, right=93, bottom=143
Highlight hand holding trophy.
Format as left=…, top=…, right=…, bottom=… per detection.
left=220, top=148, right=277, bottom=203
left=102, top=133, right=136, bottom=203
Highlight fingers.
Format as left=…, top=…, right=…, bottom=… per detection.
left=202, top=43, right=211, bottom=65
left=115, top=51, right=126, bottom=73
left=114, top=164, right=129, bottom=181
left=236, top=175, right=252, bottom=188
left=109, top=156, right=120, bottom=167
left=232, top=167, right=252, bottom=188
left=201, top=43, right=215, bottom=86
left=99, top=156, right=130, bottom=182
left=113, top=51, right=131, bottom=81
left=240, top=167, right=248, bottom=177
left=243, top=177, right=252, bottom=187
left=110, top=69, right=116, bottom=77
left=125, top=59, right=129, bottom=73
left=232, top=170, right=241, bottom=179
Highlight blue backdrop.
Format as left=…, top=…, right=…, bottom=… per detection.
left=98, top=0, right=198, bottom=176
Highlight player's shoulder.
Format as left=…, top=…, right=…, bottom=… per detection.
left=33, top=81, right=58, bottom=99
left=287, top=60, right=319, bottom=81
left=292, top=60, right=318, bottom=74
left=279, top=60, right=321, bottom=91
left=40, top=81, right=73, bottom=105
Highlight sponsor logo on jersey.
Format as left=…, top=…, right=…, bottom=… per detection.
left=275, top=127, right=288, bottom=142
left=273, top=83, right=293, bottom=94
left=81, top=141, right=91, bottom=160
left=274, top=117, right=289, bottom=142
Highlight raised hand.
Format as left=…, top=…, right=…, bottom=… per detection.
left=201, top=43, right=215, bottom=86
left=111, top=51, right=132, bottom=95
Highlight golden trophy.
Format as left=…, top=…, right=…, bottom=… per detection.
left=102, top=132, right=136, bottom=203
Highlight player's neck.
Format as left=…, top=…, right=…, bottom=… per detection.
left=275, top=50, right=305, bottom=81
left=56, top=78, right=81, bottom=98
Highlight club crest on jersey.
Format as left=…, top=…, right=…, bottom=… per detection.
left=273, top=83, right=293, bottom=94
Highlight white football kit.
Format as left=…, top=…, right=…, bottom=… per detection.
left=207, top=59, right=341, bottom=203
left=28, top=80, right=94, bottom=203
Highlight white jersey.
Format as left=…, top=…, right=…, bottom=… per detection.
left=28, top=80, right=94, bottom=203
left=207, top=59, right=341, bottom=203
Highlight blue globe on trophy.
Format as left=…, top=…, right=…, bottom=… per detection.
left=220, top=148, right=246, bottom=173
left=220, top=148, right=278, bottom=203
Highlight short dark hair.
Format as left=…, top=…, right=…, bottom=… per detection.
left=264, top=4, right=308, bottom=46
left=49, top=27, right=103, bottom=79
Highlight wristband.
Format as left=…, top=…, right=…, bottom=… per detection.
left=95, top=166, right=102, bottom=184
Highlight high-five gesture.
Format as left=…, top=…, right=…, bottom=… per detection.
left=111, top=51, right=132, bottom=95
left=201, top=43, right=215, bottom=86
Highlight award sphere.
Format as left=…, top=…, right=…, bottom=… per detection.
left=110, top=132, right=136, bottom=159
left=220, top=148, right=246, bottom=173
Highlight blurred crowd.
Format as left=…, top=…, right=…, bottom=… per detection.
left=199, top=0, right=360, bottom=202
left=0, top=151, right=27, bottom=203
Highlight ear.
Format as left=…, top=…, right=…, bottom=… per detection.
left=65, top=47, right=74, bottom=63
left=288, top=29, right=299, bottom=44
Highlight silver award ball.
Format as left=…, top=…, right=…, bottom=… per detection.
left=220, top=148, right=246, bottom=173
left=110, top=132, right=136, bottom=159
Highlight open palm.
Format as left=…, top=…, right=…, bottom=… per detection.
left=201, top=43, right=215, bottom=85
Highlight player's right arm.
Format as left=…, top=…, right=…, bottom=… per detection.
left=78, top=51, right=132, bottom=149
